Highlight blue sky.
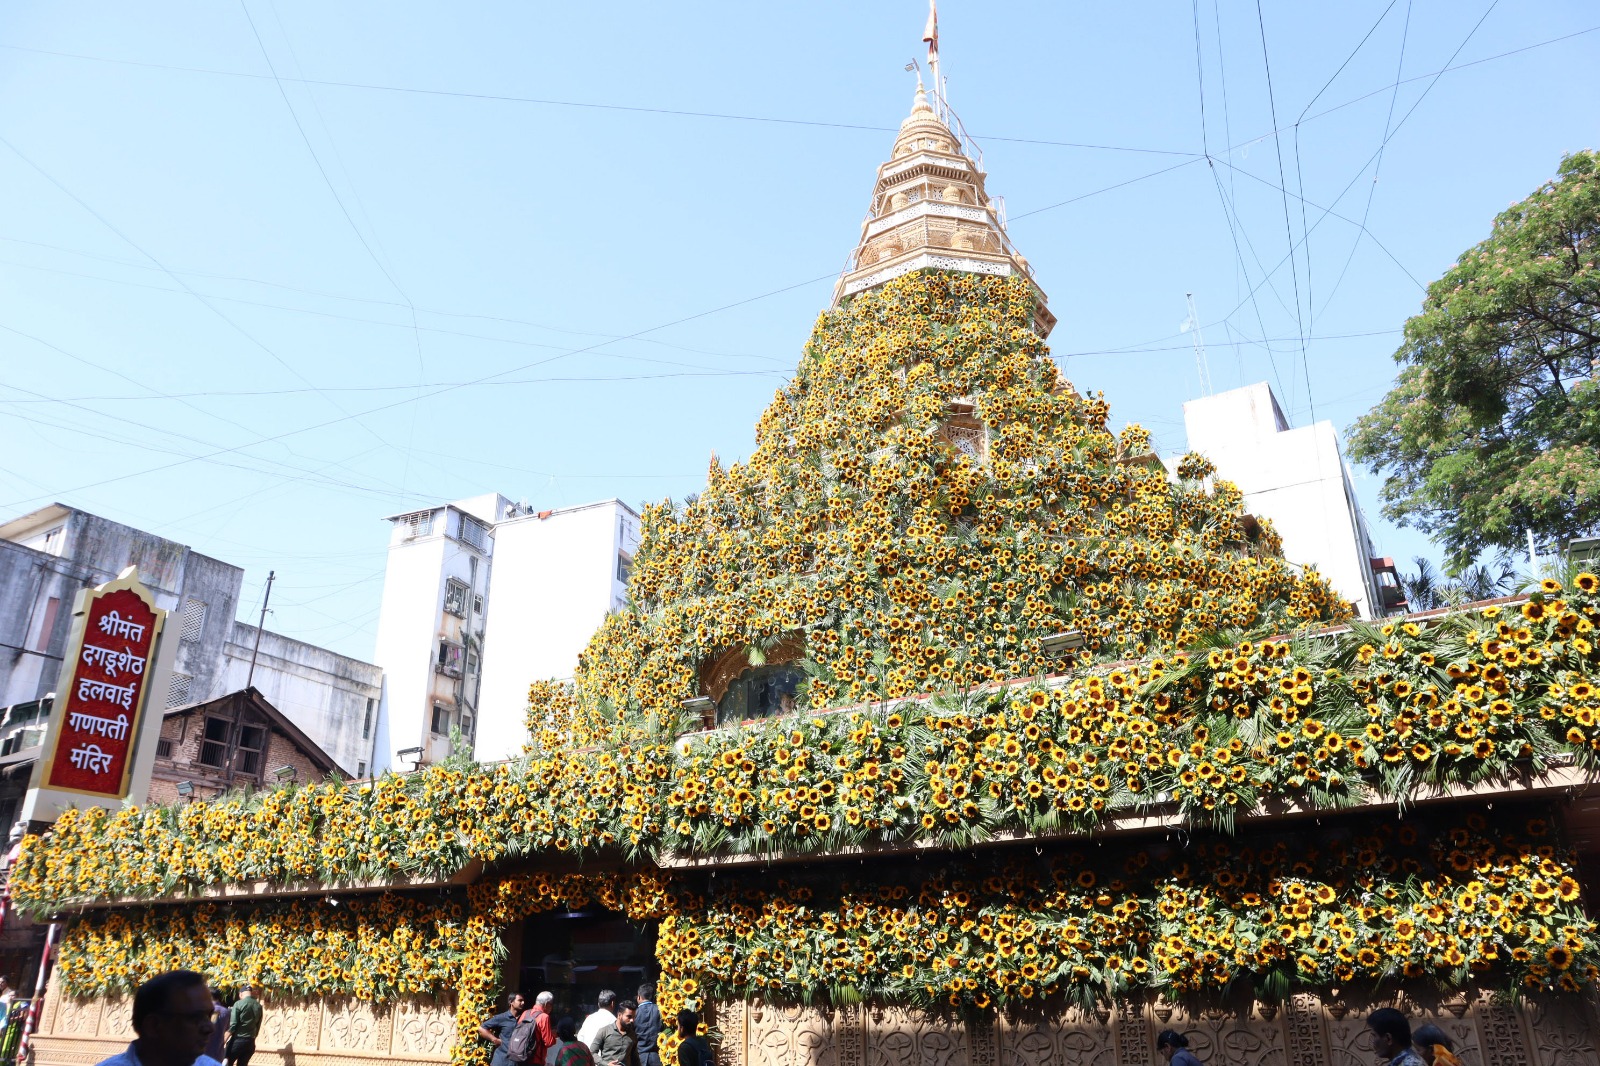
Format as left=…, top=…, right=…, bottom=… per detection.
left=1, top=1, right=1595, bottom=659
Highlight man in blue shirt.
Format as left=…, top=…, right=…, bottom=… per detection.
left=478, top=993, right=528, bottom=1066
left=632, top=985, right=661, bottom=1066
left=94, top=971, right=222, bottom=1066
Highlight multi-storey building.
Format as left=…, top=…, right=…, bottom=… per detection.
left=372, top=495, right=640, bottom=769
left=1181, top=382, right=1403, bottom=618
left=372, top=495, right=502, bottom=772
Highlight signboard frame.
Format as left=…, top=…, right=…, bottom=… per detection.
left=21, top=566, right=171, bottom=822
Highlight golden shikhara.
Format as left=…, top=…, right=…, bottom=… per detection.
left=550, top=270, right=1347, bottom=745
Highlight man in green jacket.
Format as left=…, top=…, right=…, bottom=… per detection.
left=588, top=1000, right=637, bottom=1066
left=224, top=987, right=262, bottom=1066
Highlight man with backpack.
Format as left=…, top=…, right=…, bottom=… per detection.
left=506, top=992, right=557, bottom=1066
left=478, top=993, right=527, bottom=1066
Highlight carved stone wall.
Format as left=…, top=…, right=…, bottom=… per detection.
left=32, top=991, right=456, bottom=1066
left=735, top=993, right=1596, bottom=1066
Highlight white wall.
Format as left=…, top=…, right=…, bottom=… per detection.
left=475, top=500, right=638, bottom=762
left=371, top=514, right=448, bottom=773
left=220, top=624, right=381, bottom=777
left=1184, top=383, right=1383, bottom=619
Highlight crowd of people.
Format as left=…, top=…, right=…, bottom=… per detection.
left=477, top=984, right=709, bottom=1066
left=90, top=969, right=1463, bottom=1066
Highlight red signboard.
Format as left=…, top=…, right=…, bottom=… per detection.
left=44, top=586, right=162, bottom=797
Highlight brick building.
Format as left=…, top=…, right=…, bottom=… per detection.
left=148, top=687, right=345, bottom=804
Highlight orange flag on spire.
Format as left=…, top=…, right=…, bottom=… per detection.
left=922, top=0, right=939, bottom=61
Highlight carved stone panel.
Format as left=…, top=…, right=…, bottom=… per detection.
left=749, top=1003, right=835, bottom=1066
left=834, top=1002, right=863, bottom=1066
left=394, top=1000, right=456, bottom=1060
left=1114, top=999, right=1154, bottom=1066
left=1283, top=995, right=1328, bottom=1066
left=1001, top=1004, right=1115, bottom=1066
left=868, top=1005, right=967, bottom=1066
left=260, top=1000, right=321, bottom=1052
left=55, top=997, right=102, bottom=1039
left=1476, top=993, right=1535, bottom=1066
left=321, top=998, right=387, bottom=1055
left=97, top=996, right=135, bottom=1042
left=1522, top=997, right=1600, bottom=1066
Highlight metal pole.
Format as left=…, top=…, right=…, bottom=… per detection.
left=245, top=571, right=275, bottom=689
left=16, top=921, right=58, bottom=1065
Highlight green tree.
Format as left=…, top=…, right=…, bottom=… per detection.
left=1349, top=150, right=1600, bottom=569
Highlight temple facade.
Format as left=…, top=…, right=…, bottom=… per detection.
left=13, top=32, right=1600, bottom=1066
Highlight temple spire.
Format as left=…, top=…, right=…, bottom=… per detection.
left=922, top=0, right=941, bottom=113
left=830, top=18, right=1055, bottom=337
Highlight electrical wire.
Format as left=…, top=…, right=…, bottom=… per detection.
left=1318, top=0, right=1414, bottom=319
left=0, top=43, right=1198, bottom=157
left=1190, top=0, right=1288, bottom=398
left=1255, top=0, right=1313, bottom=422
left=1290, top=0, right=1400, bottom=341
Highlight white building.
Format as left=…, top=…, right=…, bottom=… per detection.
left=372, top=496, right=502, bottom=772
left=373, top=495, right=640, bottom=770
left=1181, top=382, right=1399, bottom=619
left=475, top=500, right=639, bottom=762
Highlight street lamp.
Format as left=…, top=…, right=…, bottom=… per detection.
left=1039, top=629, right=1086, bottom=659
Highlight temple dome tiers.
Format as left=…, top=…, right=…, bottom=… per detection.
left=833, top=88, right=1057, bottom=338
left=556, top=268, right=1346, bottom=743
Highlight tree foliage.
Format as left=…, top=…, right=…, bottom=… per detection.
left=1349, top=150, right=1600, bottom=569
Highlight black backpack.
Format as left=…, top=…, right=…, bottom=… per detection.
left=506, top=1017, right=540, bottom=1064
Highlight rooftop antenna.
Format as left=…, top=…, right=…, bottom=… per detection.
left=1181, top=293, right=1214, bottom=397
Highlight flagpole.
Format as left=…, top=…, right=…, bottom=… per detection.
left=923, top=0, right=942, bottom=118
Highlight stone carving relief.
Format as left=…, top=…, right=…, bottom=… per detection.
left=749, top=1003, right=835, bottom=1066
left=97, top=997, right=134, bottom=1042
left=259, top=1000, right=320, bottom=1052
left=321, top=998, right=387, bottom=1055
left=1522, top=997, right=1600, bottom=1066
left=868, top=1006, right=966, bottom=1066
left=394, top=1000, right=456, bottom=1059
left=1283, top=994, right=1328, bottom=1066
left=731, top=992, right=1594, bottom=1066
left=1476, top=993, right=1534, bottom=1066
left=1180, top=1012, right=1286, bottom=1066
left=55, top=997, right=101, bottom=1038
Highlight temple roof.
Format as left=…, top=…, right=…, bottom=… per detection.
left=832, top=86, right=1057, bottom=337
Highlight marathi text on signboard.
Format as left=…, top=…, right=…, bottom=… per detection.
left=44, top=586, right=162, bottom=797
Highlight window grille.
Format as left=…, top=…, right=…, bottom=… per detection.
left=179, top=599, right=207, bottom=643
left=443, top=579, right=469, bottom=617
left=458, top=516, right=488, bottom=551
left=236, top=725, right=266, bottom=777
left=357, top=761, right=367, bottom=778
left=431, top=704, right=451, bottom=735
left=398, top=511, right=434, bottom=539
left=198, top=717, right=230, bottom=767
left=363, top=698, right=374, bottom=739
left=166, top=673, right=194, bottom=708
left=156, top=738, right=173, bottom=758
